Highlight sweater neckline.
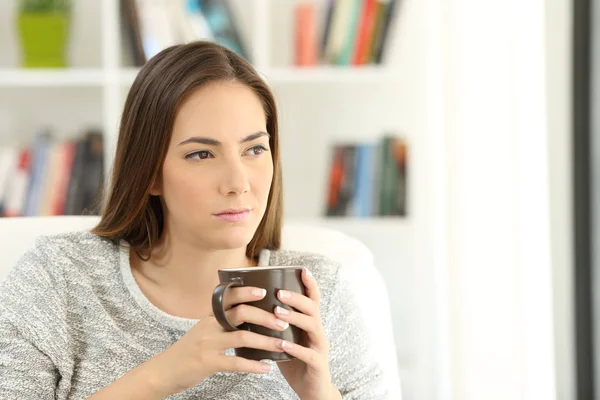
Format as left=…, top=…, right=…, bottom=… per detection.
left=118, top=241, right=272, bottom=332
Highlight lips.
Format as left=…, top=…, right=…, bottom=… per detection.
left=213, top=208, right=252, bottom=222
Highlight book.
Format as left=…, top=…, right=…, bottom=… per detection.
left=324, top=0, right=352, bottom=64
left=0, top=131, right=104, bottom=218
left=295, top=2, right=318, bottom=66
left=64, top=131, right=104, bottom=216
left=121, top=0, right=146, bottom=66
left=326, top=143, right=357, bottom=216
left=0, top=147, right=17, bottom=215
left=39, top=142, right=61, bottom=216
left=389, top=135, right=407, bottom=215
left=368, top=0, right=388, bottom=64
left=3, top=148, right=31, bottom=218
left=326, top=144, right=346, bottom=216
left=353, top=142, right=376, bottom=217
left=49, top=140, right=76, bottom=216
left=198, top=0, right=249, bottom=61
left=379, top=135, right=407, bottom=216
left=320, top=0, right=336, bottom=61
left=180, top=0, right=214, bottom=42
left=134, top=0, right=180, bottom=61
left=371, top=0, right=398, bottom=64
left=352, top=0, right=377, bottom=65
left=325, top=135, right=407, bottom=218
left=23, top=130, right=51, bottom=216
left=336, top=0, right=363, bottom=65
left=80, top=131, right=104, bottom=215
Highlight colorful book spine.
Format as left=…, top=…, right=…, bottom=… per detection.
left=389, top=136, right=407, bottom=215
left=295, top=2, right=318, bottom=66
left=23, top=131, right=51, bottom=216
left=320, top=0, right=336, bottom=62
left=336, top=0, right=364, bottom=65
left=0, top=147, right=17, bottom=214
left=324, top=0, right=351, bottom=64
left=353, top=143, right=375, bottom=217
left=50, top=140, right=76, bottom=216
left=325, top=135, right=407, bottom=218
left=352, top=0, right=378, bottom=65
left=3, top=148, right=31, bottom=217
left=368, top=0, right=389, bottom=64
left=326, top=144, right=346, bottom=216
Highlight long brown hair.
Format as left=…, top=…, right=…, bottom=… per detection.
left=92, top=41, right=283, bottom=260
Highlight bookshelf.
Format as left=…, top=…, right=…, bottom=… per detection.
left=0, top=68, right=105, bottom=86
left=0, top=1, right=442, bottom=399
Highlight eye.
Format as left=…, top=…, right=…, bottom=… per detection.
left=244, top=145, right=268, bottom=157
left=185, top=150, right=213, bottom=161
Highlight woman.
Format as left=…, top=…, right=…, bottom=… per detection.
left=0, top=41, right=389, bottom=399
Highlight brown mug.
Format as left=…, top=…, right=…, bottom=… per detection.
left=211, top=266, right=307, bottom=361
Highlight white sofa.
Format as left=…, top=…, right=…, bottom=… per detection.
left=0, top=216, right=401, bottom=398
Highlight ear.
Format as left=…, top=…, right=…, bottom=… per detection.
left=148, top=176, right=162, bottom=196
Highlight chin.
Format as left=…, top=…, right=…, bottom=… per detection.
left=208, top=226, right=256, bottom=250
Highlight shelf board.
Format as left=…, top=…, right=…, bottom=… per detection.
left=120, top=68, right=140, bottom=86
left=263, top=66, right=401, bottom=84
left=0, top=68, right=105, bottom=87
left=289, top=216, right=409, bottom=232
left=119, top=66, right=400, bottom=86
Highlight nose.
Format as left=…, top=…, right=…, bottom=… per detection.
left=219, top=158, right=250, bottom=196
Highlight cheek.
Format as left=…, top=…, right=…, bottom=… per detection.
left=255, top=162, right=274, bottom=201
left=162, top=163, right=209, bottom=206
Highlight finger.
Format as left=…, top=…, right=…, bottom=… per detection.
left=277, top=290, right=318, bottom=318
left=274, top=306, right=322, bottom=334
left=275, top=339, right=327, bottom=372
left=226, top=304, right=290, bottom=331
left=223, top=286, right=267, bottom=310
left=220, top=356, right=273, bottom=374
left=274, top=306, right=326, bottom=348
left=301, top=268, right=321, bottom=304
left=218, top=330, right=286, bottom=354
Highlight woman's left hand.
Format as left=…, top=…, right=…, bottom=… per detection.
left=274, top=268, right=341, bottom=400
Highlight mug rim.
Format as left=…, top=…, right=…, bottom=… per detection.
left=218, top=265, right=306, bottom=273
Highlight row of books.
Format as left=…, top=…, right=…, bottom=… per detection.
left=0, top=129, right=104, bottom=218
left=121, top=0, right=248, bottom=66
left=325, top=135, right=407, bottom=217
left=295, top=0, right=398, bottom=66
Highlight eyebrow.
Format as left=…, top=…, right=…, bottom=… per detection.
left=178, top=131, right=270, bottom=147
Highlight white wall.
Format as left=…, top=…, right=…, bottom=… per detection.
left=545, top=0, right=576, bottom=399
left=436, top=0, right=558, bottom=398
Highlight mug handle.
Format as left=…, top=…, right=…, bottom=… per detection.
left=211, top=278, right=243, bottom=332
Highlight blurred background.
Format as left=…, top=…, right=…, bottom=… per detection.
left=0, top=0, right=590, bottom=399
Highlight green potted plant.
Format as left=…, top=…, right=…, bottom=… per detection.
left=16, top=0, right=72, bottom=68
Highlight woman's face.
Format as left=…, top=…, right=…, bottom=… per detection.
left=154, top=80, right=273, bottom=251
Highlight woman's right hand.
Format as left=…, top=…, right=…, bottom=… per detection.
left=145, top=286, right=288, bottom=397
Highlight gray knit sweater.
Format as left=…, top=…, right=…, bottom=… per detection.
left=0, top=232, right=388, bottom=399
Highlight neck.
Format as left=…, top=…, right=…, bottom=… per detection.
left=132, top=229, right=258, bottom=297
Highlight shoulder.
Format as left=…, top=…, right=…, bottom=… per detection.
left=2, top=231, right=119, bottom=297
left=18, top=230, right=117, bottom=268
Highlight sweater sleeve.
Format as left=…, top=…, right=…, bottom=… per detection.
left=324, top=265, right=390, bottom=400
left=0, top=238, right=69, bottom=399
left=0, top=317, right=58, bottom=399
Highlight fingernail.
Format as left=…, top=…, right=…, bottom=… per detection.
left=252, top=288, right=266, bottom=297
left=275, top=306, right=289, bottom=315
left=275, top=318, right=289, bottom=329
left=277, top=340, right=292, bottom=349
left=305, top=268, right=313, bottom=278
left=279, top=290, right=291, bottom=299
left=261, top=362, right=271, bottom=372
